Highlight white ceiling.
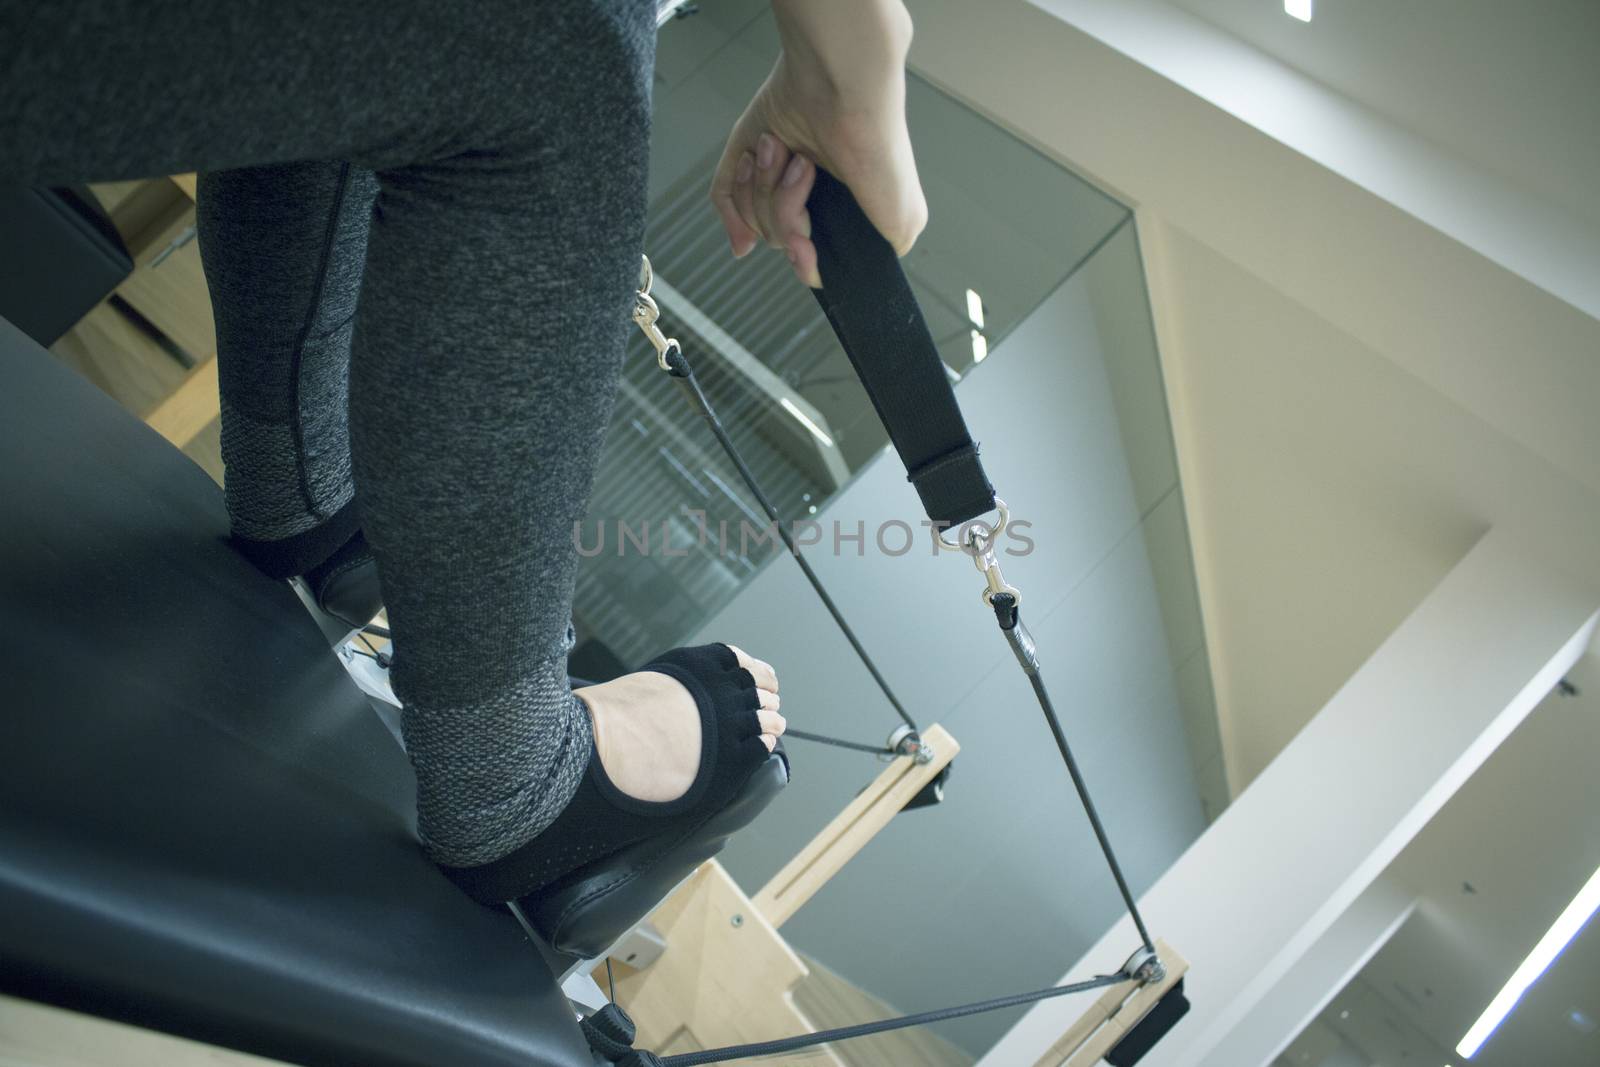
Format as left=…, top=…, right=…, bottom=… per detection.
left=1166, top=0, right=1600, bottom=229
left=1141, top=213, right=1600, bottom=1067
left=907, top=0, right=1600, bottom=1063
left=1276, top=653, right=1600, bottom=1066
left=1361, top=653, right=1600, bottom=1066
left=1123, top=8, right=1600, bottom=1064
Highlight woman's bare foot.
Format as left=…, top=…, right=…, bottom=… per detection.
left=573, top=645, right=784, bottom=803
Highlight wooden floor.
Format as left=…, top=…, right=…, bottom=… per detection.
left=50, top=298, right=224, bottom=485
left=0, top=995, right=287, bottom=1067
left=792, top=953, right=975, bottom=1067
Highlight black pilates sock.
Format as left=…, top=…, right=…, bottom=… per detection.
left=301, top=527, right=384, bottom=629
left=231, top=498, right=362, bottom=580
left=304, top=528, right=371, bottom=601
left=439, top=643, right=786, bottom=905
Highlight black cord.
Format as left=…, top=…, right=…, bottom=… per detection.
left=663, top=347, right=918, bottom=735
left=635, top=340, right=1164, bottom=1065
left=606, top=958, right=616, bottom=1002
left=660, top=973, right=1126, bottom=1066
left=995, top=595, right=1156, bottom=956
left=784, top=728, right=896, bottom=757
left=661, top=345, right=1159, bottom=956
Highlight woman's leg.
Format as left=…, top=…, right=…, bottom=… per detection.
left=353, top=33, right=656, bottom=867
left=197, top=162, right=378, bottom=578
left=2, top=0, right=657, bottom=867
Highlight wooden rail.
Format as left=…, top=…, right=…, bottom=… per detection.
left=754, top=722, right=958, bottom=928
left=611, top=723, right=961, bottom=1063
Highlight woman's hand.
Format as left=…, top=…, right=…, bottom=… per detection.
left=710, top=0, right=928, bottom=288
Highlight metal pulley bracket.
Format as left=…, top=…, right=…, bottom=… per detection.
left=886, top=723, right=933, bottom=765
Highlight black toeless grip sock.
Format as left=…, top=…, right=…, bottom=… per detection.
left=230, top=499, right=363, bottom=580
left=304, top=527, right=371, bottom=600
left=440, top=643, right=786, bottom=905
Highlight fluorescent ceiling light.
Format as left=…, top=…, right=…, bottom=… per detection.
left=971, top=329, right=988, bottom=363
left=1284, top=0, right=1312, bottom=21
left=965, top=288, right=985, bottom=329
left=779, top=396, right=835, bottom=448
left=1456, top=861, right=1600, bottom=1058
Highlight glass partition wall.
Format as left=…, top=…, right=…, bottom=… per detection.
left=569, top=4, right=1227, bottom=1058
left=572, top=2, right=1128, bottom=672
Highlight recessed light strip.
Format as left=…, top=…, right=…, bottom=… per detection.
left=1456, top=861, right=1600, bottom=1058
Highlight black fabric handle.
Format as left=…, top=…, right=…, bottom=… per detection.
left=806, top=167, right=996, bottom=528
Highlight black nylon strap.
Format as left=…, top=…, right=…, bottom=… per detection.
left=807, top=168, right=996, bottom=527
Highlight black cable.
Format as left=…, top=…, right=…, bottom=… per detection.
left=363, top=623, right=392, bottom=639
left=662, top=347, right=918, bottom=734
left=662, top=341, right=1158, bottom=954
left=354, top=631, right=393, bottom=669
left=784, top=728, right=896, bottom=757
left=660, top=973, right=1126, bottom=1066
left=995, top=595, right=1156, bottom=956
left=638, top=338, right=1165, bottom=1064
left=606, top=958, right=616, bottom=1002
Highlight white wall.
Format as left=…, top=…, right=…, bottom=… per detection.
left=693, top=226, right=1210, bottom=1055
left=1206, top=878, right=1414, bottom=1067
left=977, top=527, right=1600, bottom=1066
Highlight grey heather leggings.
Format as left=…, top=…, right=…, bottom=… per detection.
left=2, top=0, right=656, bottom=868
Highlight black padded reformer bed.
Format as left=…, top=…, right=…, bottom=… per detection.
left=0, top=314, right=598, bottom=1066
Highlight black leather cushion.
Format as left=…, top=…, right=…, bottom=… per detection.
left=0, top=187, right=133, bottom=347
left=0, top=316, right=594, bottom=1067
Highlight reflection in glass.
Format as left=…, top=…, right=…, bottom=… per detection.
left=572, top=5, right=1128, bottom=671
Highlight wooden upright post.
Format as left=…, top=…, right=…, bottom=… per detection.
left=754, top=723, right=958, bottom=928
left=610, top=723, right=961, bottom=1061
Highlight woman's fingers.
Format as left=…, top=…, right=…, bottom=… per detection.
left=726, top=644, right=778, bottom=693
left=772, top=153, right=814, bottom=241
left=711, top=147, right=760, bottom=259
left=752, top=133, right=790, bottom=247
left=785, top=230, right=821, bottom=289
left=731, top=152, right=760, bottom=252
left=757, top=706, right=786, bottom=737
left=774, top=154, right=820, bottom=288
left=716, top=129, right=821, bottom=289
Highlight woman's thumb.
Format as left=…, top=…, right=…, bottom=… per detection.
left=831, top=134, right=928, bottom=257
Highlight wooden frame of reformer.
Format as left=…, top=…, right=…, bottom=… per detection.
left=598, top=723, right=1184, bottom=1065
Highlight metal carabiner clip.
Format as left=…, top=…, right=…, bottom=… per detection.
left=974, top=541, right=1021, bottom=608
left=633, top=255, right=682, bottom=372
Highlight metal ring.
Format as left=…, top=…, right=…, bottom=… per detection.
left=656, top=338, right=682, bottom=372
left=980, top=583, right=1021, bottom=608
left=638, top=253, right=653, bottom=296
left=933, top=498, right=1009, bottom=556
